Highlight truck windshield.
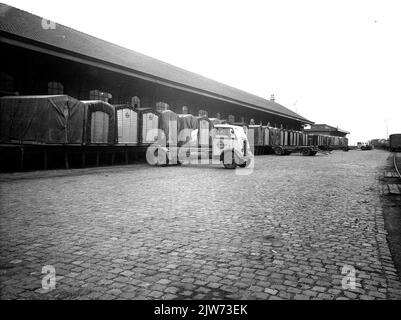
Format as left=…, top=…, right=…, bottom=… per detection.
left=215, top=128, right=232, bottom=136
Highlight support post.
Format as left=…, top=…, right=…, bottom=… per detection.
left=81, top=151, right=86, bottom=168
left=43, top=148, right=48, bottom=170
left=20, top=147, right=24, bottom=171
left=111, top=151, right=115, bottom=166
left=64, top=149, right=69, bottom=169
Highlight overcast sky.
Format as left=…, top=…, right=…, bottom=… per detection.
left=5, top=0, right=401, bottom=144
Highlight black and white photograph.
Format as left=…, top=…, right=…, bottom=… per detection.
left=0, top=0, right=401, bottom=309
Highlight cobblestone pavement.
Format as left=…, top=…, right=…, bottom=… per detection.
left=1, top=149, right=401, bottom=300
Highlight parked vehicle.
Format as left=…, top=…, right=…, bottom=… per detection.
left=357, top=142, right=372, bottom=150
left=390, top=134, right=401, bottom=152
left=0, top=95, right=86, bottom=145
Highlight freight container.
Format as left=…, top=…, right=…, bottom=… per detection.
left=82, top=100, right=116, bottom=144
left=138, top=108, right=159, bottom=144
left=248, top=124, right=264, bottom=146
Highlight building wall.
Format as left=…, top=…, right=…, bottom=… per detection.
left=1, top=42, right=303, bottom=130
left=305, top=130, right=348, bottom=137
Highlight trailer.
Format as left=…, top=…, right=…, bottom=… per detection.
left=390, top=134, right=401, bottom=152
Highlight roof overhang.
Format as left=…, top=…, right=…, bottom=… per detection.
left=0, top=31, right=314, bottom=125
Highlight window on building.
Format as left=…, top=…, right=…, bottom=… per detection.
left=48, top=81, right=64, bottom=95
left=156, top=101, right=169, bottom=113
left=182, top=106, right=188, bottom=114
left=131, top=96, right=141, bottom=108
left=89, top=89, right=112, bottom=102
left=0, top=72, right=15, bottom=94
left=198, top=109, right=208, bottom=117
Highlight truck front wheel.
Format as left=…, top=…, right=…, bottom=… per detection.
left=239, top=161, right=247, bottom=168
left=222, top=151, right=237, bottom=169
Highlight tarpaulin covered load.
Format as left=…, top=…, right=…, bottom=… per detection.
left=114, top=104, right=138, bottom=144
left=159, top=110, right=178, bottom=145
left=82, top=100, right=115, bottom=144
left=178, top=114, right=198, bottom=145
left=268, top=127, right=280, bottom=145
left=137, top=108, right=159, bottom=144
left=0, top=95, right=85, bottom=144
left=248, top=124, right=263, bottom=146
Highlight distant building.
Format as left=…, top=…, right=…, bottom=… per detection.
left=304, top=124, right=349, bottom=137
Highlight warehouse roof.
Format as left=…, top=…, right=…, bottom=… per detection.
left=305, top=124, right=350, bottom=135
left=0, top=3, right=313, bottom=124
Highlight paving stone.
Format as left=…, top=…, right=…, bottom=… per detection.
left=0, top=151, right=400, bottom=300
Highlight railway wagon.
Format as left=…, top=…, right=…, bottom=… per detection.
left=0, top=95, right=86, bottom=145
left=231, top=122, right=248, bottom=135
left=306, top=133, right=348, bottom=151
left=259, top=126, right=317, bottom=156
left=114, top=104, right=138, bottom=144
left=390, top=134, right=401, bottom=152
left=82, top=100, right=116, bottom=144
left=198, top=116, right=212, bottom=147
left=209, top=118, right=224, bottom=127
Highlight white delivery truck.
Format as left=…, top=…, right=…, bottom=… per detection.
left=147, top=123, right=254, bottom=169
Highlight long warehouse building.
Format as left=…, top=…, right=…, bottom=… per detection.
left=0, top=3, right=313, bottom=130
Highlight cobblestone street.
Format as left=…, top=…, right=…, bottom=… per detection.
left=1, top=149, right=401, bottom=300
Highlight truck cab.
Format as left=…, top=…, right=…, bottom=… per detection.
left=210, top=124, right=253, bottom=168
